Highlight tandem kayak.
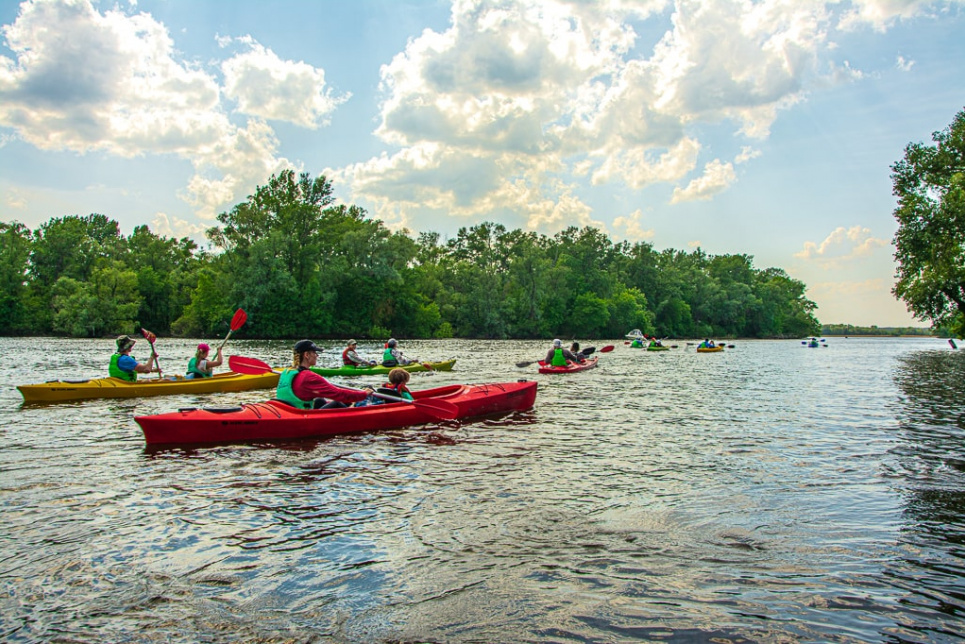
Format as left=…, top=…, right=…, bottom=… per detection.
left=309, top=359, right=456, bottom=377
left=17, top=371, right=280, bottom=404
left=646, top=345, right=670, bottom=351
left=135, top=381, right=538, bottom=445
left=537, top=357, right=599, bottom=374
left=696, top=346, right=723, bottom=353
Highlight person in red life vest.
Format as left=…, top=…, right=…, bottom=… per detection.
left=342, top=339, right=376, bottom=367
left=276, top=340, right=373, bottom=409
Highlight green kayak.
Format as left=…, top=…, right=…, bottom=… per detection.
left=309, top=359, right=456, bottom=377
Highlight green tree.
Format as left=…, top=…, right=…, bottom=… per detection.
left=0, top=221, right=32, bottom=334
left=892, top=108, right=965, bottom=337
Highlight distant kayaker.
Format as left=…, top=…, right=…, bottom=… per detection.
left=545, top=339, right=581, bottom=366
left=185, top=343, right=223, bottom=379
left=569, top=342, right=588, bottom=362
left=109, top=335, right=157, bottom=382
left=629, top=337, right=645, bottom=348
left=382, top=338, right=416, bottom=367
left=343, top=339, right=376, bottom=367
left=697, top=339, right=715, bottom=348
left=277, top=340, right=373, bottom=409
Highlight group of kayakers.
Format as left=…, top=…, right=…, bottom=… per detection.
left=109, top=335, right=418, bottom=410
left=629, top=335, right=663, bottom=348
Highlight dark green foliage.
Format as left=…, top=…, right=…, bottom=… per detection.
left=892, top=108, right=965, bottom=338
left=3, top=170, right=823, bottom=339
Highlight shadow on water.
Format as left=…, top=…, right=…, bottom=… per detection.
left=888, top=350, right=965, bottom=636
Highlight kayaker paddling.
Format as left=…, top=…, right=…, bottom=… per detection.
left=382, top=338, right=418, bottom=367
left=109, top=335, right=158, bottom=382
left=277, top=340, right=373, bottom=409
left=186, top=343, right=223, bottom=379
left=343, top=339, right=376, bottom=367
left=544, top=339, right=581, bottom=366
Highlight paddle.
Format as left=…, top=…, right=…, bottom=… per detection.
left=140, top=327, right=163, bottom=378
left=218, top=308, right=247, bottom=349
left=228, top=355, right=458, bottom=420
left=599, top=345, right=615, bottom=353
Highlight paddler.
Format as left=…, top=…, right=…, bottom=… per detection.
left=277, top=340, right=373, bottom=409
left=342, top=339, right=376, bottom=367
left=544, top=339, right=580, bottom=366
left=109, top=335, right=158, bottom=381
left=382, top=338, right=417, bottom=367
left=185, top=343, right=223, bottom=379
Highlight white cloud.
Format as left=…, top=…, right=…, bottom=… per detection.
left=837, top=0, right=957, bottom=32
left=670, top=158, right=736, bottom=203
left=794, top=225, right=890, bottom=266
left=220, top=37, right=349, bottom=128
left=735, top=145, right=762, bottom=164
left=896, top=55, right=914, bottom=71
left=151, top=212, right=206, bottom=239
left=0, top=0, right=336, bottom=220
left=345, top=0, right=862, bottom=234
left=612, top=209, right=655, bottom=242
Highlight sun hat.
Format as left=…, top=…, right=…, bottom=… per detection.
left=294, top=339, right=320, bottom=353
left=116, top=335, right=136, bottom=352
left=387, top=338, right=397, bottom=347
left=553, top=339, right=562, bottom=347
left=348, top=339, right=357, bottom=346
left=197, top=343, right=210, bottom=352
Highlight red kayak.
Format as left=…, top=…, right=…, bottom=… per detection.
left=135, top=381, right=538, bottom=445
left=538, top=357, right=599, bottom=374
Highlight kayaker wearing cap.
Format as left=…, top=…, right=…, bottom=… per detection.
left=277, top=340, right=373, bottom=409
left=342, top=339, right=376, bottom=367
left=382, top=338, right=416, bottom=367
left=109, top=335, right=157, bottom=382
left=186, top=343, right=223, bottom=379
left=544, top=338, right=580, bottom=367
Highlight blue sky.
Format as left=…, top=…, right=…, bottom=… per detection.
left=1, top=0, right=963, bottom=327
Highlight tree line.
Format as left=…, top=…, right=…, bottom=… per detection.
left=0, top=169, right=821, bottom=340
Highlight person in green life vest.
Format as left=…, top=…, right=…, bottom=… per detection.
left=629, top=336, right=645, bottom=348
left=382, top=338, right=417, bottom=367
left=544, top=339, right=580, bottom=366
left=109, top=335, right=157, bottom=382
left=277, top=340, right=373, bottom=409
left=185, top=343, right=223, bottom=379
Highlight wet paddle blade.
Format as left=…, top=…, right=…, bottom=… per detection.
left=599, top=345, right=615, bottom=353
left=229, top=355, right=273, bottom=375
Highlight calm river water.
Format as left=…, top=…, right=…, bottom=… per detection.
left=1, top=336, right=963, bottom=643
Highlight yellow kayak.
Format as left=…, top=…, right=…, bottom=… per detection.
left=696, top=346, right=723, bottom=353
left=17, top=371, right=280, bottom=404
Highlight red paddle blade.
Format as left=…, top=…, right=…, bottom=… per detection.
left=228, top=355, right=273, bottom=374
left=413, top=398, right=459, bottom=420
left=140, top=328, right=157, bottom=344
left=230, top=308, right=247, bottom=331
left=599, top=345, right=615, bottom=353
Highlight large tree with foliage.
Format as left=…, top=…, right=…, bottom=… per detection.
left=892, top=108, right=965, bottom=337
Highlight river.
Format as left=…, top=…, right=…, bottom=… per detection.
left=1, top=336, right=963, bottom=642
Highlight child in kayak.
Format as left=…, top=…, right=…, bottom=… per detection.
left=185, top=343, right=223, bottom=378
left=357, top=368, right=415, bottom=406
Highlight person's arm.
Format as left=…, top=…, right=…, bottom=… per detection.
left=293, top=371, right=370, bottom=404
left=206, top=348, right=224, bottom=369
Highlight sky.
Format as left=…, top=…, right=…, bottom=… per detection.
left=1, top=0, right=963, bottom=328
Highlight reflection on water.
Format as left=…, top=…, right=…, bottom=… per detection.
left=1, top=337, right=964, bottom=642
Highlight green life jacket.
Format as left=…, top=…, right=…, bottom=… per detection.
left=276, top=368, right=312, bottom=409
left=382, top=347, right=398, bottom=367
left=551, top=348, right=567, bottom=366
left=186, top=356, right=212, bottom=378
left=109, top=353, right=137, bottom=382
